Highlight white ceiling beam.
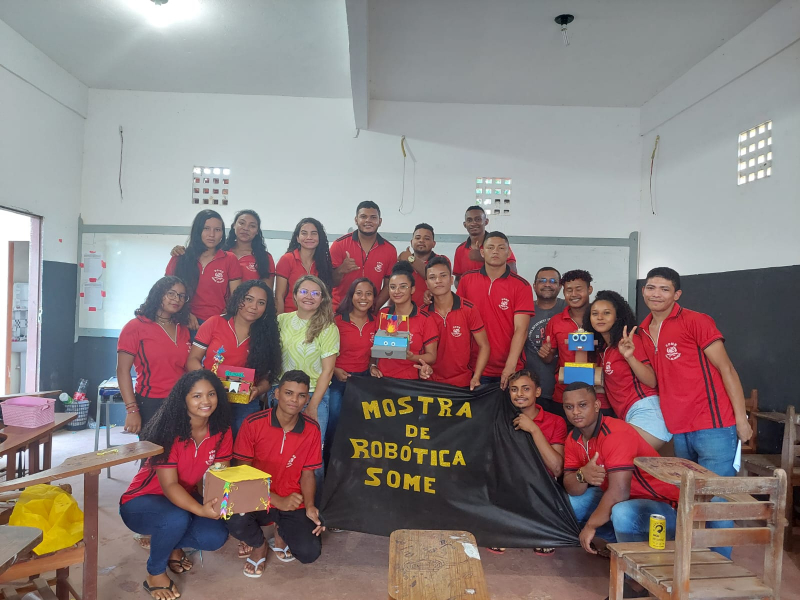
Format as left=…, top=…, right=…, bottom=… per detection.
left=346, top=0, right=369, bottom=130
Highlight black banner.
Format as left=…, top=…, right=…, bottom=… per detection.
left=320, top=377, right=580, bottom=548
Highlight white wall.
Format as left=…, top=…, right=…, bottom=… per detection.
left=80, top=91, right=641, bottom=243
left=638, top=40, right=800, bottom=276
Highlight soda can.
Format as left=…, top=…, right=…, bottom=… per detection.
left=649, top=514, right=666, bottom=549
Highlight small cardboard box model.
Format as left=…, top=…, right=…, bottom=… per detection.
left=203, top=464, right=271, bottom=520
left=371, top=313, right=410, bottom=360
left=559, top=329, right=603, bottom=386
left=212, top=359, right=256, bottom=405
left=567, top=331, right=595, bottom=352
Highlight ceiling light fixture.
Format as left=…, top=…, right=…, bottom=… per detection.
left=554, top=14, right=575, bottom=46
left=126, top=0, right=200, bottom=28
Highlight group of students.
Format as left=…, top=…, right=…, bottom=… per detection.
left=114, top=202, right=752, bottom=600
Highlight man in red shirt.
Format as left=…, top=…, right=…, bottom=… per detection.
left=562, top=382, right=678, bottom=556
left=330, top=201, right=397, bottom=309
left=397, top=223, right=443, bottom=307
left=456, top=232, right=534, bottom=389
left=452, top=206, right=517, bottom=285
left=422, top=256, right=489, bottom=389
left=225, top=371, right=324, bottom=577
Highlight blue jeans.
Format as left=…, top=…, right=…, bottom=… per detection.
left=479, top=375, right=501, bottom=385
left=673, top=425, right=737, bottom=558
left=230, top=398, right=262, bottom=438
left=569, top=486, right=677, bottom=543
left=120, top=494, right=228, bottom=575
left=326, top=371, right=369, bottom=462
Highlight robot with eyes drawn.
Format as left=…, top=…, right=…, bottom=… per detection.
left=558, top=329, right=603, bottom=387
left=371, top=313, right=411, bottom=360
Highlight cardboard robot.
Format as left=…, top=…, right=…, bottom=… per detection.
left=558, top=329, right=603, bottom=386
left=371, top=313, right=410, bottom=360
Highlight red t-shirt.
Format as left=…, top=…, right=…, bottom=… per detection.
left=193, top=315, right=251, bottom=370
left=532, top=406, right=568, bottom=446
left=330, top=232, right=397, bottom=308
left=456, top=267, right=534, bottom=377
left=335, top=313, right=378, bottom=373
left=120, top=428, right=233, bottom=505
left=166, top=250, right=242, bottom=321
left=275, top=249, right=319, bottom=312
left=640, top=304, right=735, bottom=434
left=238, top=252, right=275, bottom=282
left=233, top=409, right=322, bottom=509
left=117, top=316, right=191, bottom=398
left=376, top=304, right=439, bottom=380
left=564, top=416, right=678, bottom=505
left=599, top=340, right=657, bottom=420
left=452, top=236, right=517, bottom=278
left=421, top=293, right=484, bottom=387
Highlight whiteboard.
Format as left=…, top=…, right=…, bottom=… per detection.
left=77, top=227, right=636, bottom=336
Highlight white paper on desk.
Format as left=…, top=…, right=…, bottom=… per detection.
left=733, top=439, right=742, bottom=472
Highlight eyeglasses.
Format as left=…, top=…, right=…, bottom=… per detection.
left=165, top=290, right=189, bottom=302
left=536, top=278, right=559, bottom=284
left=388, top=284, right=411, bottom=292
left=297, top=289, right=322, bottom=299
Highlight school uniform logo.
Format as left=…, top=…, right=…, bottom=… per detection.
left=206, top=449, right=216, bottom=465
left=665, top=342, right=681, bottom=361
left=286, top=454, right=296, bottom=468
left=498, top=298, right=510, bottom=311
left=451, top=325, right=462, bottom=338
left=604, top=361, right=613, bottom=375
left=245, top=262, right=257, bottom=272
left=375, top=261, right=384, bottom=273
left=212, top=269, right=225, bottom=283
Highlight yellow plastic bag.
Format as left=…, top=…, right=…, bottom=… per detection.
left=9, top=484, right=84, bottom=555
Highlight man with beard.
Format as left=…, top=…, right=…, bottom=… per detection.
left=397, top=223, right=445, bottom=307
left=524, top=267, right=566, bottom=401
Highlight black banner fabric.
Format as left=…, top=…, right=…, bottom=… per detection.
left=320, top=377, right=580, bottom=548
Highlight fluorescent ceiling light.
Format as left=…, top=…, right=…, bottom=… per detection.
left=125, top=0, right=201, bottom=28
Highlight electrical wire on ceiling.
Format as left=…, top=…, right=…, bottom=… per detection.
left=398, top=135, right=416, bottom=215
left=649, top=135, right=660, bottom=215
left=118, top=125, right=125, bottom=202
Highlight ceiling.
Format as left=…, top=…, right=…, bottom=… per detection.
left=0, top=0, right=780, bottom=107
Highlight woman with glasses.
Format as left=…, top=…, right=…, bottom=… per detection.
left=370, top=262, right=438, bottom=380
left=117, top=276, right=193, bottom=434
left=274, top=218, right=334, bottom=314
left=187, top=280, right=281, bottom=436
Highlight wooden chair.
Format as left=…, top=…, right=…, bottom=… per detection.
left=740, top=404, right=799, bottom=550
left=740, top=389, right=758, bottom=454
left=0, top=442, right=160, bottom=600
left=607, top=469, right=787, bottom=600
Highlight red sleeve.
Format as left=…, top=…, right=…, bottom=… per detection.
left=452, top=249, right=465, bottom=277
left=165, top=255, right=178, bottom=276
left=601, top=432, right=637, bottom=472
left=216, top=429, right=234, bottom=462
left=689, top=312, right=725, bottom=350
left=193, top=316, right=218, bottom=350
left=117, top=319, right=141, bottom=355
left=227, top=252, right=243, bottom=281
left=233, top=418, right=256, bottom=462
left=633, top=335, right=650, bottom=364
left=302, top=424, right=323, bottom=470
left=329, top=239, right=345, bottom=269
left=384, top=245, right=398, bottom=275
left=563, top=437, right=582, bottom=471
left=422, top=315, right=440, bottom=347
left=513, top=280, right=535, bottom=316
left=455, top=274, right=468, bottom=298
left=154, top=438, right=183, bottom=469
left=275, top=253, right=293, bottom=279
left=267, top=253, right=275, bottom=277
left=549, top=414, right=568, bottom=445
left=507, top=246, right=517, bottom=263
left=467, top=305, right=484, bottom=333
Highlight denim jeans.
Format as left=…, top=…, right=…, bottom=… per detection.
left=569, top=485, right=677, bottom=543
left=119, top=494, right=228, bottom=575
left=325, top=371, right=369, bottom=464
left=673, top=425, right=738, bottom=558
left=230, top=398, right=262, bottom=438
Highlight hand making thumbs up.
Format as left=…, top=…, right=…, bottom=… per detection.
left=581, top=452, right=607, bottom=486
left=341, top=250, right=358, bottom=274
left=538, top=335, right=555, bottom=360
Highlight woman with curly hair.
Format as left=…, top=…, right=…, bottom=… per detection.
left=120, top=369, right=232, bottom=599
left=187, top=280, right=281, bottom=435
left=274, top=218, right=333, bottom=314
left=277, top=274, right=339, bottom=440
left=117, top=276, right=192, bottom=434
left=584, top=290, right=670, bottom=450
left=166, top=209, right=242, bottom=332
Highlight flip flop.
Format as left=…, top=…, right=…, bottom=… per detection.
left=267, top=538, right=296, bottom=563
left=142, top=578, right=180, bottom=599
left=167, top=551, right=193, bottom=574
left=486, top=547, right=506, bottom=555
left=243, top=557, right=266, bottom=578
left=534, top=547, right=555, bottom=556
left=237, top=541, right=252, bottom=559
left=134, top=534, right=151, bottom=551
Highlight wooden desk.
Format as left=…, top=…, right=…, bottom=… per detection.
left=755, top=411, right=800, bottom=424
left=0, top=414, right=77, bottom=480
left=634, top=457, right=753, bottom=502
left=0, top=526, right=42, bottom=576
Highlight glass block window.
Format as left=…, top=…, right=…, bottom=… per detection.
left=737, top=121, right=771, bottom=186
left=192, top=166, right=231, bottom=205
left=474, top=177, right=512, bottom=215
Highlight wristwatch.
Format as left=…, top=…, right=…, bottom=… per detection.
left=576, top=469, right=585, bottom=484
left=407, top=254, right=416, bottom=263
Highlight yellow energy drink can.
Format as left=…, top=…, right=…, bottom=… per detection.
left=649, top=514, right=666, bottom=549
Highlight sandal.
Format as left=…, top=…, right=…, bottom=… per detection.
left=142, top=578, right=180, bottom=599
left=486, top=547, right=506, bottom=555
left=238, top=541, right=252, bottom=559
left=243, top=557, right=266, bottom=578
left=268, top=538, right=296, bottom=563
left=135, top=533, right=151, bottom=551
left=534, top=547, right=555, bottom=556
left=167, top=551, right=193, bottom=574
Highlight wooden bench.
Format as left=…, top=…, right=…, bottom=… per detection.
left=741, top=389, right=758, bottom=454
left=388, top=529, right=489, bottom=600
left=607, top=469, right=787, bottom=600
left=0, top=414, right=77, bottom=480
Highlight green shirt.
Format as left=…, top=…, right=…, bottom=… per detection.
left=278, top=312, right=340, bottom=392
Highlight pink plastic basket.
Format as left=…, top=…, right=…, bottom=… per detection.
left=1, top=397, right=56, bottom=428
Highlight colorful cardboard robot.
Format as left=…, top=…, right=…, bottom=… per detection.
left=371, top=313, right=410, bottom=360
left=558, top=329, right=603, bottom=386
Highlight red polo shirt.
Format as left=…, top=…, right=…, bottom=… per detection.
left=335, top=313, right=378, bottom=373
left=452, top=236, right=517, bottom=278
left=120, top=428, right=233, bottom=505
left=456, top=266, right=534, bottom=377
left=640, top=303, right=735, bottom=434
left=166, top=250, right=242, bottom=321
left=117, top=316, right=191, bottom=398
left=421, top=293, right=484, bottom=387
left=532, top=406, right=568, bottom=446
left=275, top=249, right=319, bottom=312
left=564, top=416, right=678, bottom=506
left=404, top=252, right=447, bottom=307
left=330, top=232, right=397, bottom=308
left=233, top=409, right=322, bottom=509
left=376, top=304, right=439, bottom=380
left=599, top=340, right=657, bottom=420
left=238, top=252, right=275, bottom=282
left=194, top=315, right=251, bottom=370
